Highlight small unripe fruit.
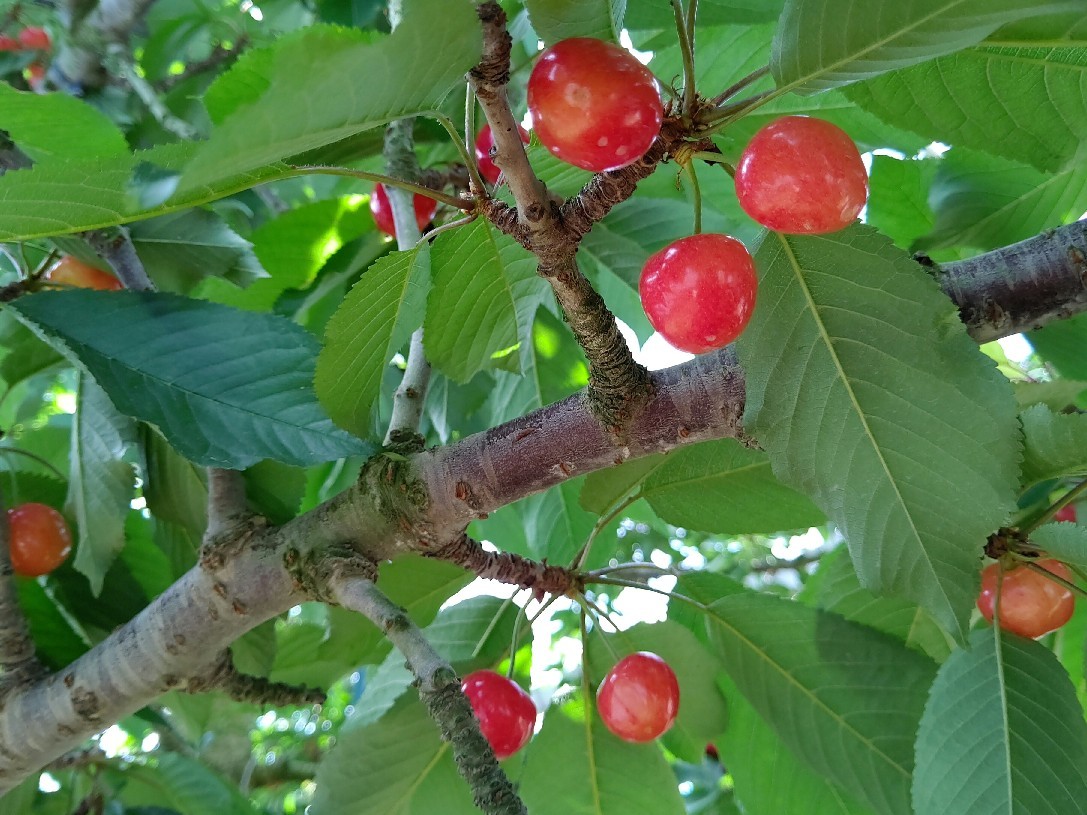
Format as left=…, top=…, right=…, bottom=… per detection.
left=7, top=503, right=72, bottom=577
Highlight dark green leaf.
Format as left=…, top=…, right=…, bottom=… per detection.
left=1020, top=404, right=1087, bottom=486
left=1029, top=314, right=1087, bottom=380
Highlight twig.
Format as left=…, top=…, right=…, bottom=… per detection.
left=0, top=488, right=47, bottom=696
left=671, top=0, right=697, bottom=116
left=185, top=650, right=326, bottom=706
left=1022, top=479, right=1087, bottom=534
left=81, top=227, right=155, bottom=291
left=204, top=468, right=248, bottom=540
left=109, top=46, right=200, bottom=142
left=425, top=534, right=582, bottom=597
left=157, top=37, right=248, bottom=92
left=332, top=575, right=528, bottom=815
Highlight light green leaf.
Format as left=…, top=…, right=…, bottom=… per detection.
left=123, top=752, right=256, bottom=815
left=707, top=592, right=937, bottom=815
left=1029, top=313, right=1087, bottom=380
left=1013, top=380, right=1087, bottom=412
left=626, top=0, right=784, bottom=29
left=913, top=629, right=1087, bottom=814
left=177, top=1, right=481, bottom=194
left=520, top=704, right=686, bottom=815
left=316, top=247, right=429, bottom=437
left=526, top=0, right=625, bottom=44
left=737, top=225, right=1019, bottom=638
left=9, top=291, right=370, bottom=468
left=1021, top=404, right=1087, bottom=485
left=865, top=156, right=937, bottom=252
left=0, top=84, right=128, bottom=163
left=846, top=46, right=1087, bottom=172
left=425, top=218, right=546, bottom=383
left=1030, top=523, right=1087, bottom=571
left=772, top=0, right=1079, bottom=94
left=143, top=427, right=207, bottom=534
left=67, top=374, right=138, bottom=595
left=16, top=578, right=88, bottom=670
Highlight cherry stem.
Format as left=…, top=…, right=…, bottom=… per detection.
left=699, top=90, right=776, bottom=129
left=413, top=212, right=478, bottom=248
left=285, top=165, right=471, bottom=210
left=0, top=447, right=66, bottom=481
left=586, top=562, right=673, bottom=579
left=430, top=111, right=487, bottom=195
left=684, top=159, right=703, bottom=234
left=1019, top=559, right=1087, bottom=599
left=670, top=0, right=698, bottom=117
left=569, top=489, right=643, bottom=571
left=586, top=574, right=707, bottom=612
left=1022, top=478, right=1087, bottom=534
left=710, top=65, right=770, bottom=107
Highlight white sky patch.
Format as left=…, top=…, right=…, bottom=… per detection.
left=99, top=724, right=128, bottom=757
left=635, top=332, right=695, bottom=371
left=998, top=334, right=1033, bottom=364
left=619, top=30, right=654, bottom=65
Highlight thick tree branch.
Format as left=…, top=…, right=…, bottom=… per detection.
left=332, top=575, right=528, bottom=815
left=204, top=468, right=249, bottom=541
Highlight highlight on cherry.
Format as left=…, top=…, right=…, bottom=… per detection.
left=976, top=558, right=1076, bottom=639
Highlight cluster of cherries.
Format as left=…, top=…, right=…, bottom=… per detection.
left=0, top=25, right=51, bottom=91
left=461, top=651, right=680, bottom=760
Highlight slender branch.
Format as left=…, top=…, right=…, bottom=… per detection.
left=0, top=489, right=47, bottom=695
left=157, top=36, right=248, bottom=92
left=185, top=650, right=326, bottom=706
left=425, top=534, right=582, bottom=597
left=54, top=0, right=158, bottom=90
left=81, top=227, right=155, bottom=291
left=288, top=165, right=469, bottom=210
left=204, top=468, right=249, bottom=541
left=1022, top=478, right=1087, bottom=535
left=332, top=575, right=528, bottom=815
left=108, top=45, right=201, bottom=142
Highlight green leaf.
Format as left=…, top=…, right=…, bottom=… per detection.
left=736, top=225, right=1019, bottom=638
left=67, top=374, right=138, bottom=595
left=626, top=0, right=784, bottom=29
left=913, top=629, right=1087, bottom=814
left=800, top=547, right=953, bottom=662
left=1029, top=313, right=1087, bottom=380
left=143, top=427, right=207, bottom=534
left=846, top=46, right=1087, bottom=172
left=865, top=156, right=937, bottom=252
left=425, top=218, right=546, bottom=383
left=526, top=0, right=625, bottom=44
left=0, top=311, right=63, bottom=391
left=122, top=752, right=256, bottom=815
left=1013, top=380, right=1087, bottom=412
left=9, top=291, right=370, bottom=468
left=178, top=1, right=481, bottom=194
left=706, top=592, right=937, bottom=815
left=772, top=0, right=1080, bottom=94
left=316, top=247, right=429, bottom=437
left=0, top=84, right=128, bottom=163
left=720, top=676, right=874, bottom=815
left=1021, top=404, right=1087, bottom=486
left=16, top=578, right=88, bottom=670
left=1030, top=523, right=1087, bottom=571
left=519, top=704, right=686, bottom=815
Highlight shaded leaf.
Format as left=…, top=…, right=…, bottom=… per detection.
left=1020, top=404, right=1087, bottom=486
left=526, top=0, right=625, bottom=44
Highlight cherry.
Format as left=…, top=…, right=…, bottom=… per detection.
left=1054, top=504, right=1078, bottom=523
left=639, top=233, right=758, bottom=354
left=596, top=651, right=679, bottom=743
left=18, top=27, right=50, bottom=51
left=461, top=670, right=536, bottom=759
left=475, top=123, right=530, bottom=185
left=735, top=116, right=868, bottom=234
left=369, top=184, right=437, bottom=239
left=7, top=503, right=72, bottom=577
left=26, top=62, right=46, bottom=92
left=527, top=37, right=662, bottom=172
left=46, top=256, right=123, bottom=291
left=977, top=559, right=1075, bottom=639
left=0, top=35, right=21, bottom=51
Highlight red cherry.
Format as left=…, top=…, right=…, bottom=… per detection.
left=18, top=27, right=51, bottom=51
left=26, top=62, right=45, bottom=92
left=527, top=37, right=662, bottom=172
left=1054, top=504, right=1077, bottom=523
left=461, top=670, right=536, bottom=759
left=475, top=123, right=530, bottom=185
left=369, top=184, right=437, bottom=239
left=639, top=233, right=758, bottom=354
left=596, top=652, right=679, bottom=743
left=46, top=256, right=123, bottom=291
left=735, top=116, right=868, bottom=234
left=0, top=35, right=22, bottom=51
left=977, top=559, right=1075, bottom=639
left=7, top=503, right=72, bottom=577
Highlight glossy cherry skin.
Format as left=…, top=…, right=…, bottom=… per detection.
left=639, top=233, right=758, bottom=354
left=977, top=559, right=1075, bottom=639
left=527, top=37, right=662, bottom=172
left=18, top=27, right=50, bottom=51
left=1054, top=504, right=1078, bottom=523
left=475, top=124, right=530, bottom=185
left=736, top=116, right=868, bottom=234
left=369, top=184, right=437, bottom=238
left=461, top=670, right=536, bottom=759
left=596, top=652, right=680, bottom=743
left=46, top=256, right=123, bottom=290
left=7, top=503, right=72, bottom=577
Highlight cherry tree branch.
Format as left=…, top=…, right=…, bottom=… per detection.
left=425, top=534, right=583, bottom=597
left=204, top=468, right=249, bottom=540
left=81, top=227, right=155, bottom=291
left=331, top=574, right=528, bottom=815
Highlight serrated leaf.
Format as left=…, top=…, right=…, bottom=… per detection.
left=177, top=1, right=481, bottom=194
left=425, top=218, right=546, bottom=383
left=8, top=291, right=370, bottom=468
left=67, top=373, right=138, bottom=595
left=123, top=753, right=255, bottom=815
left=772, top=0, right=1079, bottom=94
left=317, top=247, right=428, bottom=436
left=1030, top=522, right=1087, bottom=571
left=846, top=46, right=1087, bottom=173
left=1029, top=313, right=1087, bottom=380
left=865, top=156, right=937, bottom=252
left=1013, top=380, right=1087, bottom=412
left=143, top=427, right=207, bottom=533
left=913, top=629, right=1087, bottom=814
left=706, top=592, right=937, bottom=815
left=519, top=704, right=686, bottom=815
left=626, top=0, right=783, bottom=29
left=1021, top=404, right=1087, bottom=486
left=0, top=84, right=128, bottom=163
left=16, top=578, right=88, bottom=670
left=736, top=225, right=1019, bottom=639
left=526, top=0, right=625, bottom=45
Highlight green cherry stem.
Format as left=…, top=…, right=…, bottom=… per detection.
left=1020, top=559, right=1087, bottom=600
left=710, top=65, right=770, bottom=107
left=1022, top=478, right=1087, bottom=534
left=286, top=165, right=471, bottom=210
left=413, top=212, right=478, bottom=248
left=586, top=575, right=708, bottom=612
left=698, top=89, right=776, bottom=129
left=569, top=490, right=643, bottom=571
left=430, top=111, right=487, bottom=194
left=684, top=159, right=703, bottom=235
left=670, top=0, right=698, bottom=118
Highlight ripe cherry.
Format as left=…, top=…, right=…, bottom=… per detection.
left=369, top=184, right=437, bottom=239
left=596, top=651, right=679, bottom=743
left=0, top=35, right=21, bottom=51
left=18, top=27, right=50, bottom=51
left=7, top=503, right=72, bottom=577
left=475, top=123, right=530, bottom=185
left=639, top=233, right=758, bottom=354
left=735, top=116, right=868, bottom=234
left=527, top=37, right=662, bottom=172
left=1054, top=504, right=1078, bottom=523
left=977, top=559, right=1075, bottom=639
left=461, top=670, right=536, bottom=759
left=46, top=256, right=123, bottom=291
